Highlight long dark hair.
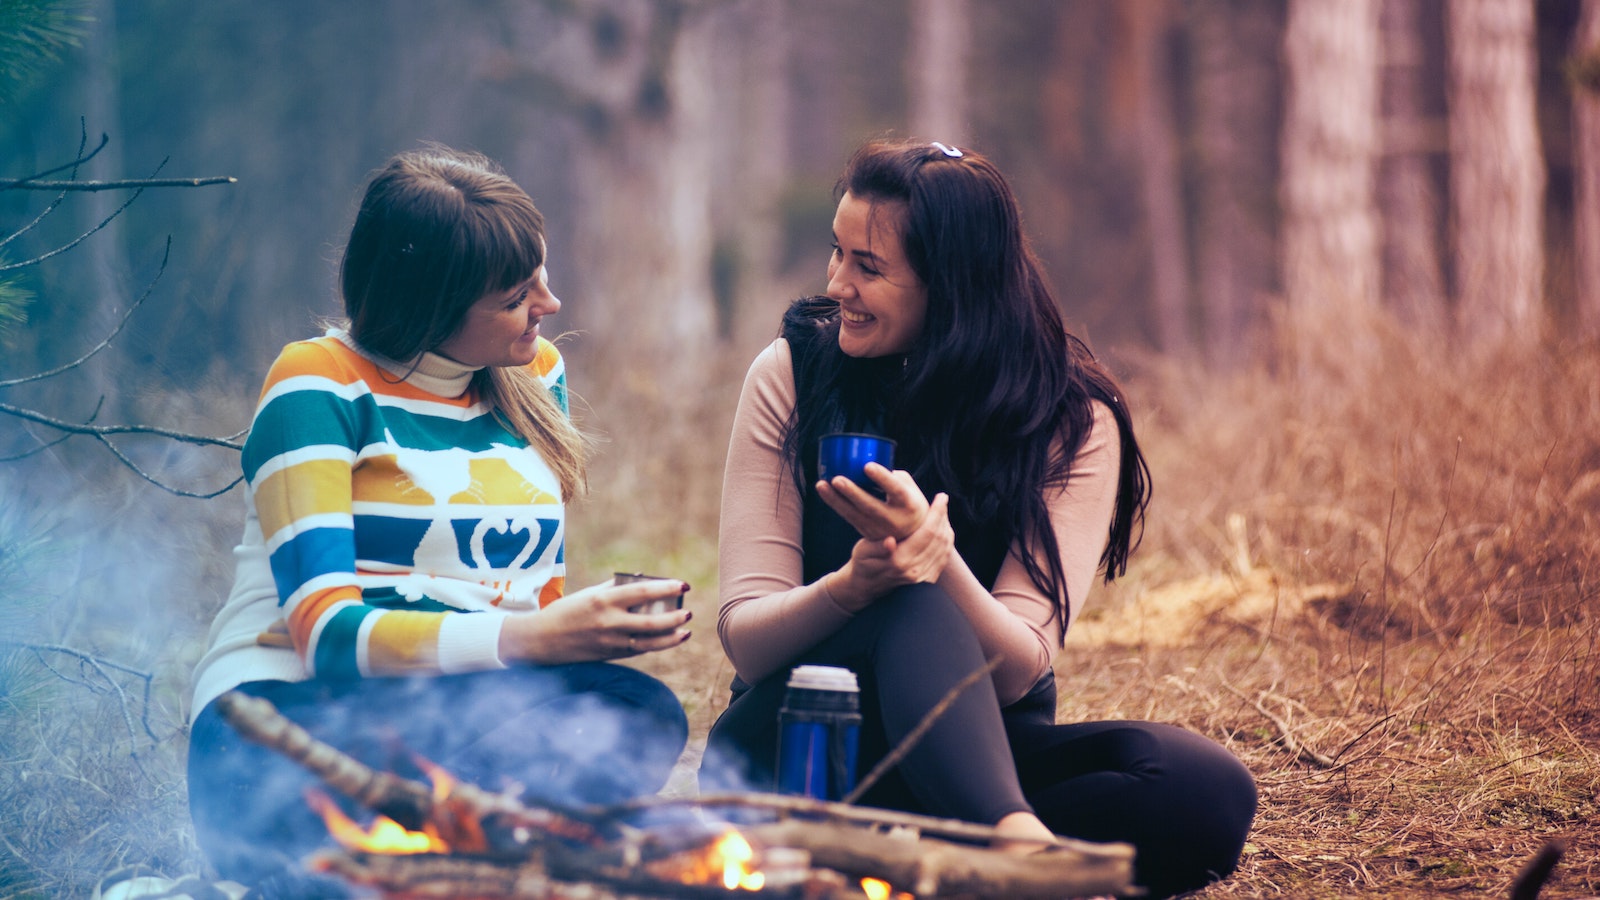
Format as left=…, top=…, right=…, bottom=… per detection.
left=784, top=139, right=1150, bottom=632
left=339, top=146, right=587, bottom=499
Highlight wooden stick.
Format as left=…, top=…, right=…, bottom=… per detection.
left=843, top=657, right=1003, bottom=804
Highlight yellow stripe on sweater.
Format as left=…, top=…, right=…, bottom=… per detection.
left=365, top=610, right=446, bottom=672
left=255, top=458, right=354, bottom=534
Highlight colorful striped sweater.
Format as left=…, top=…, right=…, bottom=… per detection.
left=190, top=330, right=569, bottom=716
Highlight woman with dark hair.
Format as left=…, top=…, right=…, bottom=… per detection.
left=187, top=147, right=691, bottom=895
left=705, top=139, right=1256, bottom=898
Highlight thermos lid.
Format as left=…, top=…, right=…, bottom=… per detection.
left=786, top=665, right=859, bottom=693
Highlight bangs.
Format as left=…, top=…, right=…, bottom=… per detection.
left=466, top=195, right=546, bottom=295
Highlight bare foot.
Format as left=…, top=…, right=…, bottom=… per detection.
left=992, top=811, right=1058, bottom=854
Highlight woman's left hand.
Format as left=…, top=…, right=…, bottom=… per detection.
left=826, top=492, right=955, bottom=611
left=816, top=462, right=929, bottom=541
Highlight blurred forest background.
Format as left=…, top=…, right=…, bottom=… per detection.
left=3, top=0, right=1599, bottom=897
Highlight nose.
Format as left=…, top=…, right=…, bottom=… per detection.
left=826, top=264, right=854, bottom=301
left=533, top=283, right=561, bottom=315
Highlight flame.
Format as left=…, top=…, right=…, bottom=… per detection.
left=713, top=830, right=766, bottom=891
left=307, top=790, right=449, bottom=854
left=306, top=755, right=467, bottom=856
left=861, top=877, right=913, bottom=900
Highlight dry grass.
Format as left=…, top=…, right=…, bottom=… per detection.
left=2, top=320, right=1596, bottom=898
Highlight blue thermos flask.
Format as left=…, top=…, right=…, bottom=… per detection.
left=776, top=665, right=861, bottom=800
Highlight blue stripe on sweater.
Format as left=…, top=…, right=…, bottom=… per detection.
left=268, top=527, right=357, bottom=604
left=353, top=515, right=561, bottom=569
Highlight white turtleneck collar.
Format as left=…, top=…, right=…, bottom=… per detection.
left=328, top=328, right=480, bottom=399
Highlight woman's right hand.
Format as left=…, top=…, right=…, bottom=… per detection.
left=497, top=577, right=692, bottom=665
left=825, top=493, right=955, bottom=612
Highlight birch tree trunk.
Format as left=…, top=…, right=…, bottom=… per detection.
left=1189, top=0, right=1283, bottom=369
left=1574, top=0, right=1600, bottom=338
left=1122, top=0, right=1191, bottom=358
left=907, top=0, right=970, bottom=142
left=1447, top=0, right=1546, bottom=342
left=1378, top=0, right=1449, bottom=332
left=1280, top=0, right=1382, bottom=365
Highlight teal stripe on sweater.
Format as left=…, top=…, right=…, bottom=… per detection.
left=314, top=604, right=376, bottom=680
left=243, top=394, right=526, bottom=482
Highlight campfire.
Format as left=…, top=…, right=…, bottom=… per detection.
left=217, top=692, right=1136, bottom=899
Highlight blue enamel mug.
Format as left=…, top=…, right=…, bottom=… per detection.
left=817, top=432, right=896, bottom=491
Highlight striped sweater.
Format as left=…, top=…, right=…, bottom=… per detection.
left=190, top=330, right=569, bottom=714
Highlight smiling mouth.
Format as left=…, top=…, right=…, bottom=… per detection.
left=840, top=308, right=873, bottom=325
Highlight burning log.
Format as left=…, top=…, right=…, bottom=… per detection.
left=217, top=690, right=1137, bottom=898
left=214, top=691, right=608, bottom=852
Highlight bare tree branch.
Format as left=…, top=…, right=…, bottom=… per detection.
left=0, top=430, right=71, bottom=462
left=0, top=237, right=168, bottom=388
left=0, top=641, right=169, bottom=748
left=0, top=177, right=146, bottom=272
left=0, top=130, right=244, bottom=497
left=92, top=433, right=245, bottom=499
left=0, top=123, right=103, bottom=252
left=4, top=124, right=109, bottom=186
left=0, top=176, right=237, bottom=191
left=0, top=401, right=245, bottom=450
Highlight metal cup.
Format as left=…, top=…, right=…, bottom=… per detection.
left=817, top=432, right=896, bottom=492
left=614, top=572, right=685, bottom=615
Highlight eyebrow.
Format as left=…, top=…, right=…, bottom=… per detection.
left=834, top=232, right=887, bottom=267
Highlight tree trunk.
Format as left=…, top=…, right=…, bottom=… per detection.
left=1280, top=0, right=1382, bottom=365
left=712, top=0, right=795, bottom=350
left=1121, top=0, right=1191, bottom=358
left=1574, top=0, right=1600, bottom=338
left=907, top=0, right=970, bottom=142
left=1189, top=0, right=1284, bottom=369
left=495, top=0, right=719, bottom=383
left=1378, top=0, right=1449, bottom=332
left=1447, top=0, right=1546, bottom=342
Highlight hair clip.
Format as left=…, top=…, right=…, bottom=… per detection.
left=931, top=142, right=963, bottom=158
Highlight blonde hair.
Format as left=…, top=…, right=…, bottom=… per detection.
left=479, top=365, right=589, bottom=501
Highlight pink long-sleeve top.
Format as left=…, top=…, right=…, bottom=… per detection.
left=716, top=338, right=1123, bottom=706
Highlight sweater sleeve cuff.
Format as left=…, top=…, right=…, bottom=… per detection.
left=437, top=611, right=510, bottom=673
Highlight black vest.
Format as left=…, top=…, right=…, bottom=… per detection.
left=782, top=298, right=1011, bottom=591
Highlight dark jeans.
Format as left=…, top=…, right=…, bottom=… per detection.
left=704, top=586, right=1257, bottom=899
left=188, top=663, right=687, bottom=894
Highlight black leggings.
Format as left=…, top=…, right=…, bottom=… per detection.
left=704, top=586, right=1257, bottom=898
